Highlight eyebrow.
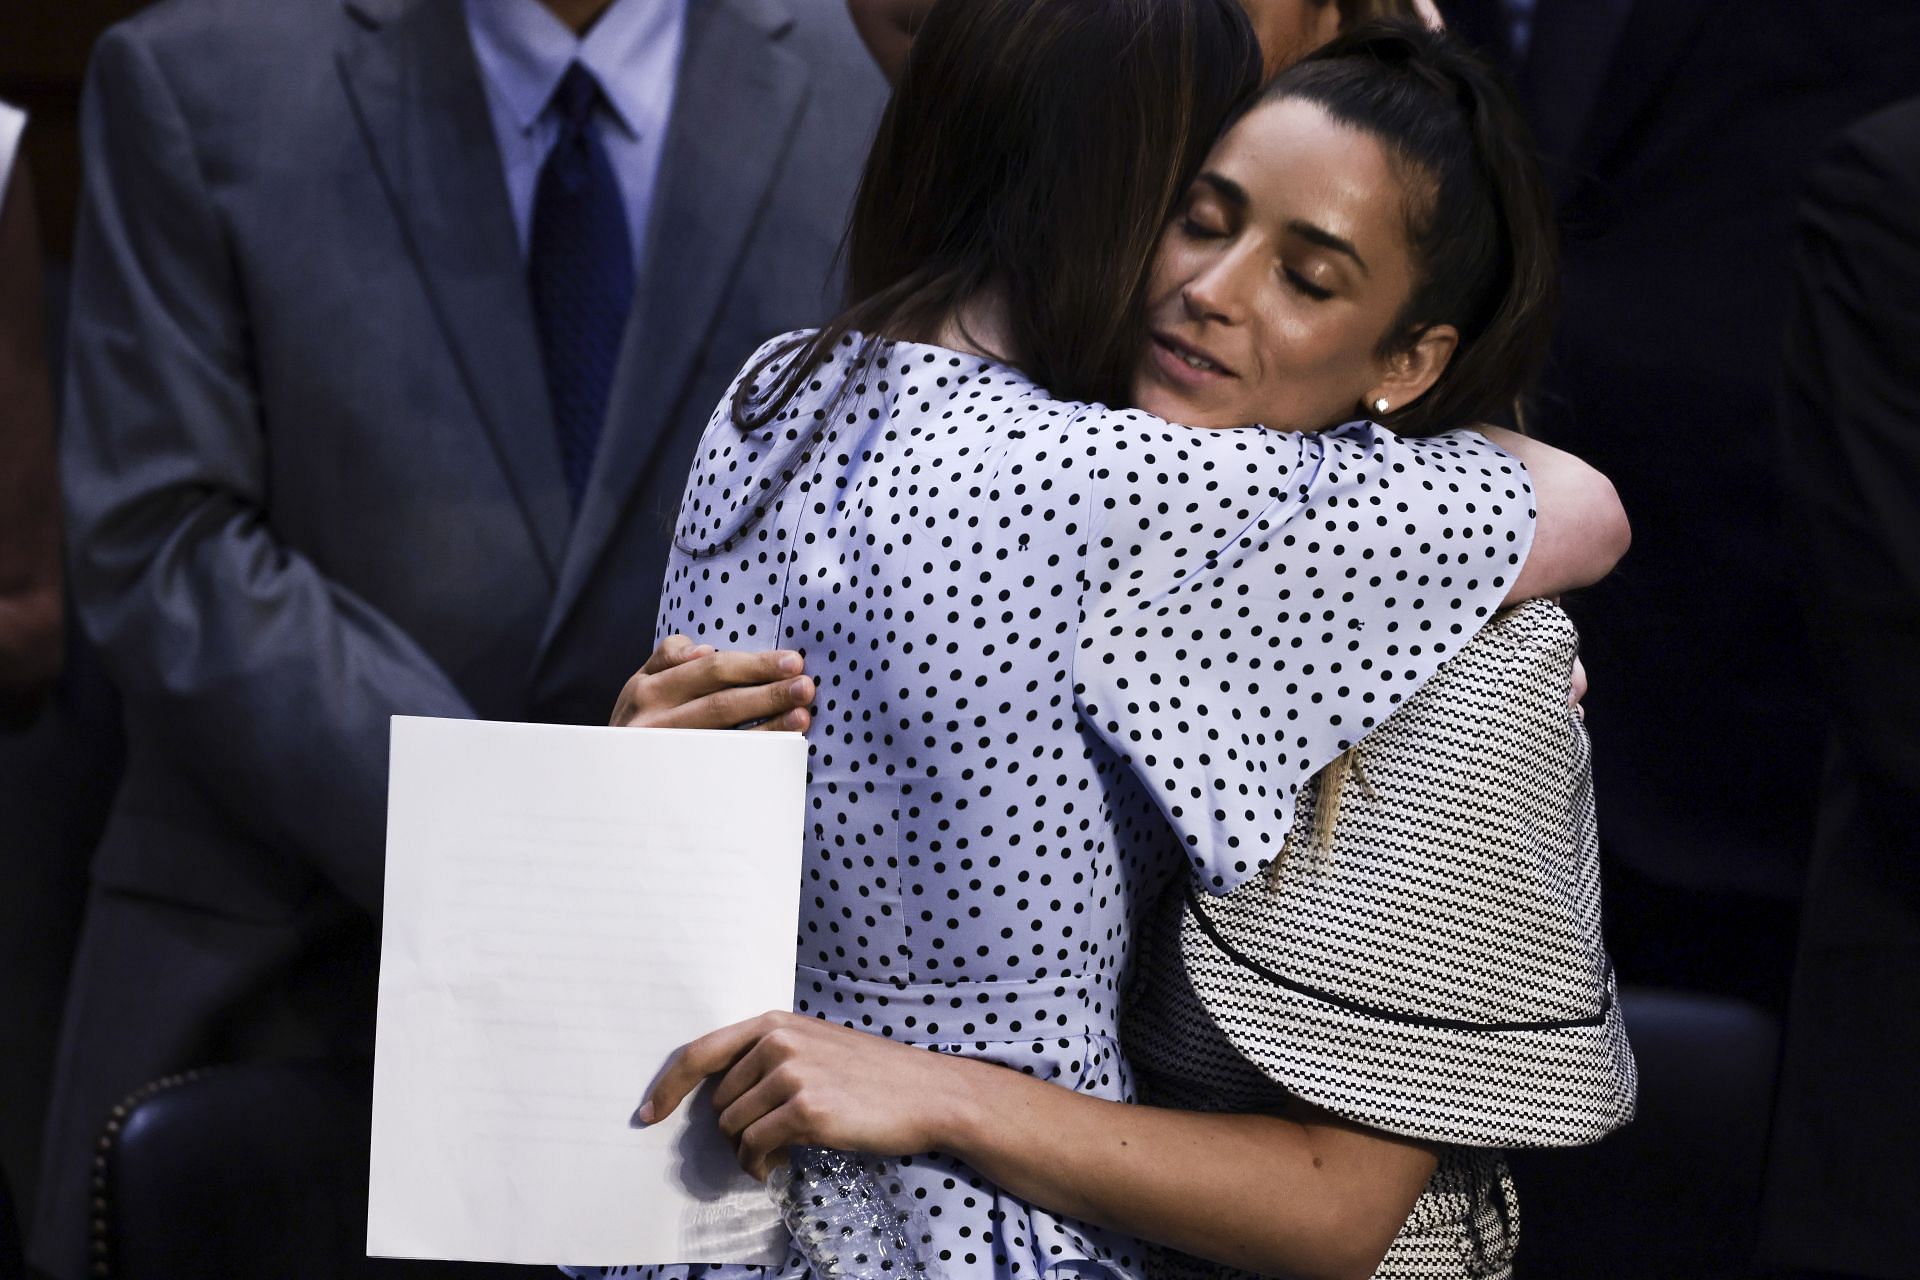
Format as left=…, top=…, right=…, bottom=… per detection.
left=1195, top=171, right=1251, bottom=211
left=1286, top=219, right=1369, bottom=276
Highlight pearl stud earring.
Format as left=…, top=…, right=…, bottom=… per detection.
left=1373, top=397, right=1390, bottom=414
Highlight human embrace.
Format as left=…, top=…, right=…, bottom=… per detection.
left=593, top=2, right=1636, bottom=1277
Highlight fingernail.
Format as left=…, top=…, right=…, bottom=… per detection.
left=789, top=677, right=813, bottom=697
left=777, top=651, right=803, bottom=674
left=633, top=1100, right=655, bottom=1126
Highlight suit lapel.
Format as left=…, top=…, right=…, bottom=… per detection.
left=540, top=0, right=808, bottom=649
left=337, top=0, right=572, bottom=578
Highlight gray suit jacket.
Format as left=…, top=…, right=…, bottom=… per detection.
left=37, top=0, right=882, bottom=1273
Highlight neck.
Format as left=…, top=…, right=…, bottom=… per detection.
left=933, top=286, right=1016, bottom=365
left=538, top=0, right=616, bottom=36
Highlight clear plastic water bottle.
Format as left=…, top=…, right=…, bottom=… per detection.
left=767, top=1146, right=934, bottom=1277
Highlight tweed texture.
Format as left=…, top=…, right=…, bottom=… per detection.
left=1127, top=600, right=1635, bottom=1279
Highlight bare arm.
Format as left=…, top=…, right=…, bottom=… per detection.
left=944, top=1064, right=1436, bottom=1280
left=1485, top=427, right=1631, bottom=604
left=0, top=156, right=64, bottom=726
left=644, top=1012, right=1435, bottom=1280
left=846, top=0, right=931, bottom=84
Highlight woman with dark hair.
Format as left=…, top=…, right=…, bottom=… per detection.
left=588, top=12, right=1628, bottom=1280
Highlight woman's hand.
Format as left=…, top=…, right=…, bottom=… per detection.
left=609, top=635, right=815, bottom=732
left=639, top=1011, right=965, bottom=1180
left=641, top=1009, right=1435, bottom=1278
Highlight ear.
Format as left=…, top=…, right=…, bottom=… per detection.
left=1365, top=324, right=1458, bottom=416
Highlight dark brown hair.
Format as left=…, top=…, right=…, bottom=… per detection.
left=1335, top=0, right=1427, bottom=23
left=734, top=0, right=1262, bottom=432
left=1259, top=20, right=1558, bottom=437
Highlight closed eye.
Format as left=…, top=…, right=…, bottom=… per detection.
left=1286, top=269, right=1333, bottom=301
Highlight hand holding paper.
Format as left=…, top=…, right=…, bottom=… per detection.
left=368, top=717, right=807, bottom=1267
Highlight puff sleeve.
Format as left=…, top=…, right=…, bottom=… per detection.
left=1072, top=414, right=1535, bottom=894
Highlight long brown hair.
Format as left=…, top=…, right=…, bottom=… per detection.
left=734, top=0, right=1262, bottom=432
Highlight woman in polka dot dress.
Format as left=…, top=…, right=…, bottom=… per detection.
left=580, top=10, right=1625, bottom=1280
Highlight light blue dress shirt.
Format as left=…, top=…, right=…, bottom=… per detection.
left=463, top=0, right=688, bottom=266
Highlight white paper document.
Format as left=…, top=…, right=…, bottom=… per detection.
left=368, top=716, right=806, bottom=1267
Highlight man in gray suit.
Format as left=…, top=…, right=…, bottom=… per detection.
left=37, top=1, right=882, bottom=1274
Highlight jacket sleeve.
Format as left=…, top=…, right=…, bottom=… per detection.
left=61, top=28, right=475, bottom=915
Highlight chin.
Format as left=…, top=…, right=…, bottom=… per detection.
left=1131, top=382, right=1218, bottom=430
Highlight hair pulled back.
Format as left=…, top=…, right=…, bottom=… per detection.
left=735, top=0, right=1262, bottom=432
left=1262, top=21, right=1558, bottom=436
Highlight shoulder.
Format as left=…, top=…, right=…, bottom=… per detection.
left=1065, top=405, right=1309, bottom=475
left=780, top=0, right=891, bottom=92
left=718, top=0, right=887, bottom=139
left=1364, top=599, right=1579, bottom=749
left=1320, top=420, right=1526, bottom=473
left=712, top=328, right=821, bottom=427
left=100, top=0, right=340, bottom=66
left=90, top=0, right=348, bottom=130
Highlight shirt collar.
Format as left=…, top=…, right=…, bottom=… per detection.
left=464, top=0, right=686, bottom=142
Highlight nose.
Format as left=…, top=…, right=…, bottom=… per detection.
left=1181, top=242, right=1255, bottom=326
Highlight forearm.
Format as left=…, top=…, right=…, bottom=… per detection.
left=1483, top=427, right=1630, bottom=603
left=935, top=1055, right=1432, bottom=1280
left=657, top=1016, right=1433, bottom=1276
left=68, top=487, right=475, bottom=911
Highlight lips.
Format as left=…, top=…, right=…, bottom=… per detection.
left=1148, top=331, right=1238, bottom=388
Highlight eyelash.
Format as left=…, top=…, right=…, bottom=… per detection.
left=1286, top=269, right=1334, bottom=301
left=1179, top=214, right=1335, bottom=301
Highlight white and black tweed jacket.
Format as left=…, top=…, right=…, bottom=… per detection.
left=1124, top=600, right=1638, bottom=1279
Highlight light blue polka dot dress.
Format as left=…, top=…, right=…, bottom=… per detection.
left=568, top=332, right=1534, bottom=1279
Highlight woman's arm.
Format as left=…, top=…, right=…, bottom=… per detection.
left=1485, top=427, right=1631, bottom=605
left=946, top=1072, right=1435, bottom=1280
left=846, top=0, right=932, bottom=84
left=642, top=1012, right=1435, bottom=1280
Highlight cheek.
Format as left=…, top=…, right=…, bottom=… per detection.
left=1246, top=305, right=1380, bottom=427
left=1144, top=239, right=1196, bottom=309
left=1255, top=299, right=1343, bottom=379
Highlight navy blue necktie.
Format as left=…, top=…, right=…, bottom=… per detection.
left=529, top=62, right=635, bottom=510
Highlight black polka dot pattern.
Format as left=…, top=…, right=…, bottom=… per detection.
left=569, top=332, right=1535, bottom=1280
